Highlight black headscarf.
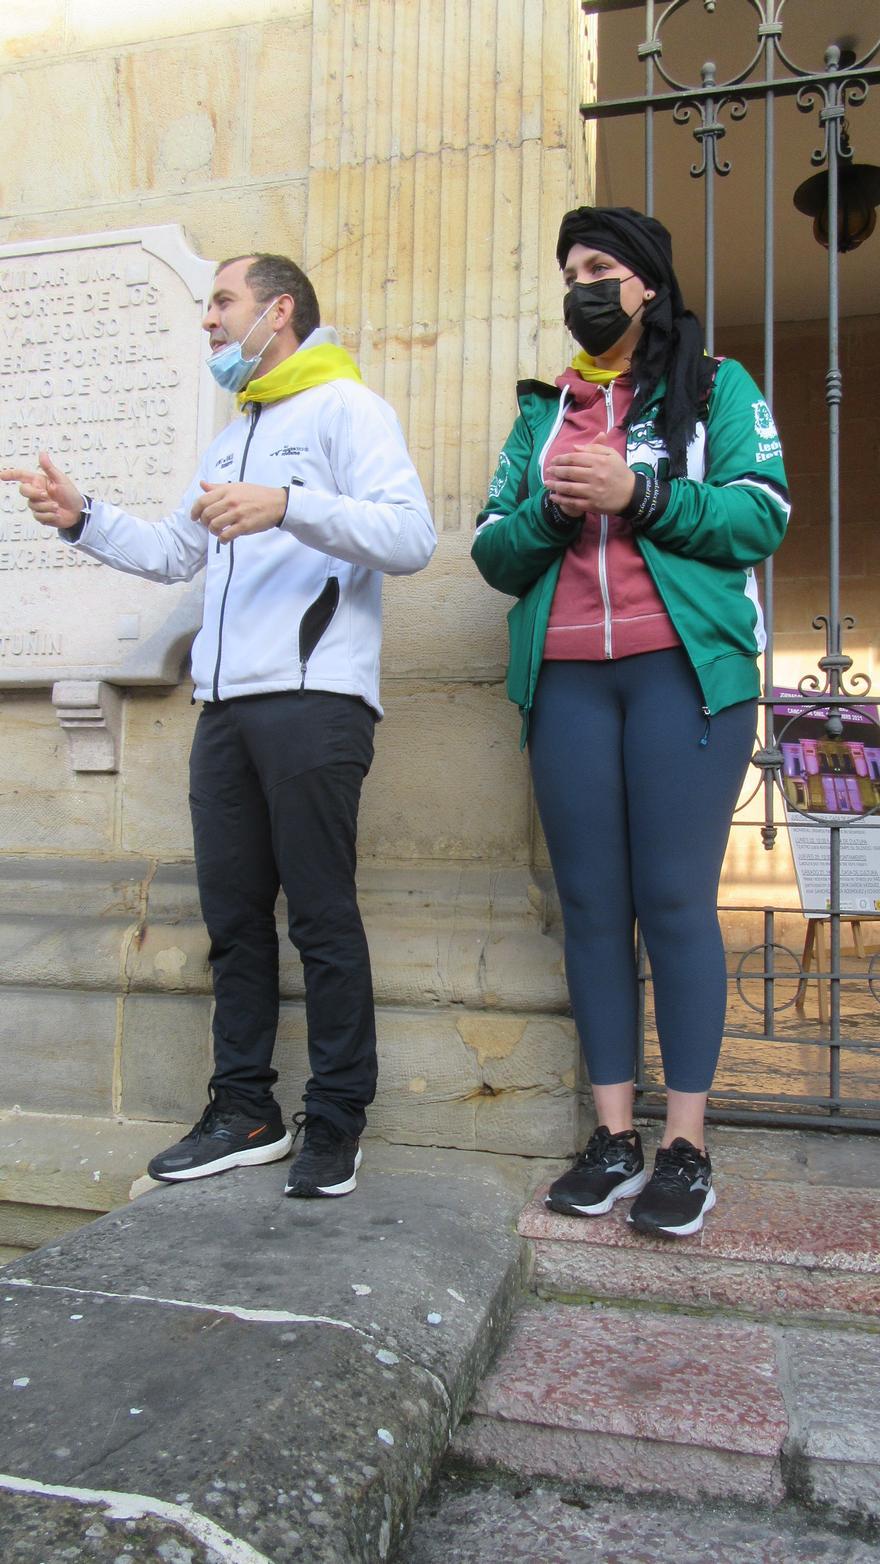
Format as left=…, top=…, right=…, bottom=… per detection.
left=556, top=205, right=715, bottom=477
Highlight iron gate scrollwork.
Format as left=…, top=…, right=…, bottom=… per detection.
left=582, top=0, right=880, bottom=1129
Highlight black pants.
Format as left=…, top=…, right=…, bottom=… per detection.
left=189, top=690, right=377, bottom=1138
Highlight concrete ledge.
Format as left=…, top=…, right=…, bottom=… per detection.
left=0, top=1144, right=535, bottom=1563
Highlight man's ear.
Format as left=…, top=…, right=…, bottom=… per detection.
left=274, top=293, right=296, bottom=330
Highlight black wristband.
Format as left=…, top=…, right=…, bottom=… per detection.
left=541, top=490, right=582, bottom=533
left=620, top=472, right=671, bottom=528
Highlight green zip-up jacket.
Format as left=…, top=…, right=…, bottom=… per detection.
left=471, top=357, right=790, bottom=744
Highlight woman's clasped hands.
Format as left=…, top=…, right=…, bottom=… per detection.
left=545, top=430, right=637, bottom=518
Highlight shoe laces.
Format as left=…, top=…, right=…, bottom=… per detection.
left=187, top=1101, right=230, bottom=1139
left=291, top=1112, right=343, bottom=1153
left=188, top=1090, right=242, bottom=1140
left=652, top=1138, right=707, bottom=1189
left=573, top=1125, right=637, bottom=1171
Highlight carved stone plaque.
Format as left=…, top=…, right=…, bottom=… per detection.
left=0, top=226, right=223, bottom=692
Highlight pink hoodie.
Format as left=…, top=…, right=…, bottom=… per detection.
left=544, top=369, right=680, bottom=661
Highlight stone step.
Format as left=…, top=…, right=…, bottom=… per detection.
left=0, top=1111, right=189, bottom=1246
left=454, top=1302, right=788, bottom=1506
left=519, top=1174, right=880, bottom=1321
left=406, top=1472, right=880, bottom=1564
left=451, top=1300, right=880, bottom=1521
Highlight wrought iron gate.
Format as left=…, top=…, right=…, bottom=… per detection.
left=582, top=0, right=880, bottom=1129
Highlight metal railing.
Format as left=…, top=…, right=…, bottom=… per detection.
left=582, top=0, right=880, bottom=1128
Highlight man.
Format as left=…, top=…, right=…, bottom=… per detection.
left=1, top=253, right=436, bottom=1198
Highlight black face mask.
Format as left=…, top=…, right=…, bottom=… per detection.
left=563, top=275, right=639, bottom=356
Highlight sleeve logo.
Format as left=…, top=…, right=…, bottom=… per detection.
left=487, top=450, right=511, bottom=500
left=752, top=400, right=778, bottom=439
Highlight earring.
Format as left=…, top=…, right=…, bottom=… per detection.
left=644, top=290, right=655, bottom=301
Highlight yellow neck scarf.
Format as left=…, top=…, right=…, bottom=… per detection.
left=570, top=349, right=622, bottom=385
left=238, top=343, right=362, bottom=407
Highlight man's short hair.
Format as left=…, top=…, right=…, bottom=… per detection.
left=216, top=253, right=321, bottom=342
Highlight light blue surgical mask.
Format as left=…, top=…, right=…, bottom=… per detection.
left=207, top=299, right=279, bottom=392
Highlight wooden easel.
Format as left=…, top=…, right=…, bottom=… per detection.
left=794, top=916, right=878, bottom=1024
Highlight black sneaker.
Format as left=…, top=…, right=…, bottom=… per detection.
left=544, top=1125, right=649, bottom=1217
left=627, top=1137, right=716, bottom=1237
left=147, top=1100, right=292, bottom=1182
left=284, top=1113, right=362, bottom=1199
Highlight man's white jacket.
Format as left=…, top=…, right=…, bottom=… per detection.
left=68, top=329, right=436, bottom=715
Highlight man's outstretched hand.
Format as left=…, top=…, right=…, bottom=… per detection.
left=0, top=452, right=85, bottom=530
left=191, top=481, right=288, bottom=544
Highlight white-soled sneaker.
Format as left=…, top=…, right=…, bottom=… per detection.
left=148, top=1101, right=292, bottom=1182
left=284, top=1113, right=362, bottom=1199
left=628, top=1137, right=715, bottom=1237
left=545, top=1125, right=648, bottom=1217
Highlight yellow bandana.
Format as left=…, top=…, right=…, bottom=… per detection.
left=570, top=349, right=622, bottom=385
left=238, top=344, right=363, bottom=407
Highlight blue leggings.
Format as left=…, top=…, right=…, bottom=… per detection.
left=529, top=650, right=756, bottom=1092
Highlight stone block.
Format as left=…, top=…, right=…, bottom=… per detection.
left=120, top=684, right=199, bottom=858
left=0, top=59, right=132, bottom=214
left=366, top=924, right=567, bottom=1014
left=122, top=38, right=246, bottom=192
left=0, top=856, right=149, bottom=917
left=404, top=1472, right=876, bottom=1564
left=0, top=1201, right=96, bottom=1251
left=249, top=17, right=313, bottom=178
left=376, top=1009, right=575, bottom=1155
left=0, top=990, right=117, bottom=1115
left=782, top=1327, right=880, bottom=1522
left=360, top=684, right=530, bottom=862
left=455, top=1302, right=787, bottom=1505
left=0, top=1109, right=189, bottom=1212
left=0, top=695, right=116, bottom=853
left=119, top=994, right=213, bottom=1121
left=0, top=913, right=130, bottom=992
left=381, top=532, right=509, bottom=680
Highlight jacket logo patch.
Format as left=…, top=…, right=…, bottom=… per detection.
left=271, top=444, right=309, bottom=457
left=216, top=453, right=234, bottom=469
left=752, top=400, right=777, bottom=439
left=753, top=400, right=782, bottom=461
left=487, top=451, right=511, bottom=500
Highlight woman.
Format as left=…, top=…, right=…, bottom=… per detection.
left=472, top=206, right=789, bottom=1237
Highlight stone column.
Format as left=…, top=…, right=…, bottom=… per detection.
left=303, top=0, right=597, bottom=869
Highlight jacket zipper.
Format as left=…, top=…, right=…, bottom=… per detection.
left=211, top=403, right=262, bottom=701
left=598, top=384, right=615, bottom=659
left=298, top=574, right=340, bottom=690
